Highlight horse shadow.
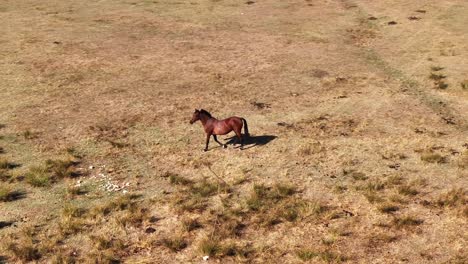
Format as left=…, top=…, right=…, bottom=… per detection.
left=224, top=134, right=277, bottom=149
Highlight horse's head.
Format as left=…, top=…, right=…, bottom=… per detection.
left=189, top=109, right=200, bottom=124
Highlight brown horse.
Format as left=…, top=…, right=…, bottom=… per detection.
left=189, top=109, right=249, bottom=151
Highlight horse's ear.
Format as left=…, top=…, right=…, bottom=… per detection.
left=194, top=109, right=198, bottom=112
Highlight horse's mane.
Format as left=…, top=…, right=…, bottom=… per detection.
left=199, top=109, right=212, bottom=118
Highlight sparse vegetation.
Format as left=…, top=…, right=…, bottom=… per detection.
left=461, top=80, right=468, bottom=90
left=0, top=158, right=14, bottom=169
left=398, top=185, right=419, bottom=196
left=161, top=235, right=187, bottom=252
left=25, top=166, right=51, bottom=187
left=181, top=217, right=202, bottom=232
left=437, top=188, right=466, bottom=208
left=198, top=237, right=220, bottom=256
left=420, top=152, right=446, bottom=163
left=45, top=159, right=76, bottom=179
left=378, top=203, right=399, bottom=214
left=458, top=150, right=468, bottom=168
left=296, top=248, right=346, bottom=263
left=392, top=215, right=423, bottom=228
left=168, top=174, right=193, bottom=186
left=429, top=73, right=446, bottom=81
left=0, top=186, right=25, bottom=202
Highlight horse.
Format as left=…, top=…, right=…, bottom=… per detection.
left=189, top=109, right=249, bottom=151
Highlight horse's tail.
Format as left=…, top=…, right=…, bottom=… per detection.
left=241, top=118, right=249, bottom=137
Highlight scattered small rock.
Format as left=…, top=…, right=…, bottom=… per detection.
left=52, top=41, right=61, bottom=44
left=368, top=16, right=377, bottom=20
left=245, top=0, right=255, bottom=4
left=203, top=256, right=209, bottom=261
left=311, top=69, right=329, bottom=78
left=415, top=10, right=426, bottom=13
left=251, top=101, right=270, bottom=109
left=145, top=227, right=156, bottom=233
left=335, top=77, right=347, bottom=83
left=388, top=21, right=398, bottom=25
left=149, top=216, right=160, bottom=223
left=343, top=210, right=354, bottom=217
left=277, top=122, right=294, bottom=128
left=89, top=165, right=94, bottom=170
left=408, top=16, right=421, bottom=20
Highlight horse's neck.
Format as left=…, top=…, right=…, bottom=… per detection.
left=200, top=115, right=214, bottom=125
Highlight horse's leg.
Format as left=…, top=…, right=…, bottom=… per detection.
left=234, top=128, right=243, bottom=149
left=213, top=135, right=227, bottom=148
left=204, top=133, right=211, bottom=152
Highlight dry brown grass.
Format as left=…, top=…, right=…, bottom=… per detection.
left=1, top=0, right=467, bottom=262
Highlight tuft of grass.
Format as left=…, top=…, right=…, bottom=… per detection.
left=437, top=188, right=466, bottom=207
left=0, top=186, right=25, bottom=202
left=458, top=151, right=468, bottom=168
left=161, top=235, right=187, bottom=252
left=59, top=204, right=88, bottom=236
left=89, top=194, right=140, bottom=217
left=168, top=174, right=193, bottom=186
left=420, top=152, right=446, bottom=163
left=461, top=80, right=468, bottom=90
left=386, top=175, right=404, bottom=186
left=246, top=183, right=297, bottom=212
left=429, top=73, right=446, bottom=81
left=0, top=168, right=11, bottom=181
left=181, top=217, right=202, bottom=232
left=431, top=66, right=444, bottom=71
left=22, top=130, right=38, bottom=139
left=190, top=179, right=219, bottom=197
left=6, top=241, right=41, bottom=262
left=358, top=180, right=385, bottom=192
left=173, top=192, right=208, bottom=213
left=84, top=250, right=121, bottom=264
left=392, top=215, right=423, bottom=229
left=363, top=191, right=384, bottom=203
left=296, top=249, right=319, bottom=261
left=378, top=203, right=399, bottom=214
left=198, top=237, right=220, bottom=256
left=118, top=206, right=149, bottom=227
left=274, top=183, right=297, bottom=197
left=436, top=81, right=448, bottom=89
left=25, top=166, right=51, bottom=187
left=67, top=185, right=89, bottom=196
left=90, top=235, right=124, bottom=251
left=333, top=184, right=347, bottom=193
left=398, top=185, right=419, bottom=196
left=296, top=249, right=346, bottom=263
left=369, top=233, right=399, bottom=244
left=351, top=171, right=368, bottom=181
left=220, top=242, right=251, bottom=258
left=45, top=159, right=75, bottom=179
left=0, top=158, right=14, bottom=169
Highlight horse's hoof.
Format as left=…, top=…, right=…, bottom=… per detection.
left=223, top=145, right=227, bottom=149
left=203, top=149, right=208, bottom=152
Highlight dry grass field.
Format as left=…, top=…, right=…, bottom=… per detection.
left=1, top=0, right=467, bottom=263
